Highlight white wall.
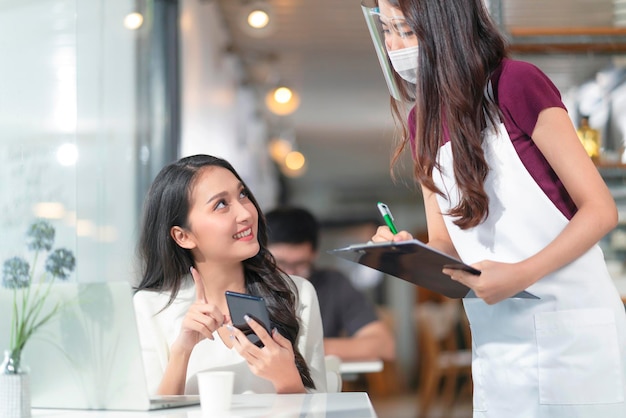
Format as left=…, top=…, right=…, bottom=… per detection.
left=179, top=0, right=278, bottom=209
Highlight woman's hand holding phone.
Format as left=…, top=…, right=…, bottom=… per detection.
left=225, top=291, right=271, bottom=347
left=225, top=291, right=305, bottom=393
left=228, top=316, right=305, bottom=393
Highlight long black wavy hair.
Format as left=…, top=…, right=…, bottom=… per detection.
left=387, top=0, right=508, bottom=229
left=135, top=154, right=315, bottom=389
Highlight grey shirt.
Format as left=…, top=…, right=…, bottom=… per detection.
left=308, top=268, right=379, bottom=338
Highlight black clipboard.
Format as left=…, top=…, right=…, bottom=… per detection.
left=329, top=240, right=538, bottom=299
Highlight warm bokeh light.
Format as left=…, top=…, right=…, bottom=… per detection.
left=247, top=10, right=270, bottom=29
left=273, top=87, right=293, bottom=103
left=33, top=202, right=66, bottom=219
left=280, top=150, right=307, bottom=177
left=265, top=87, right=300, bottom=115
left=285, top=151, right=306, bottom=170
left=268, top=137, right=293, bottom=162
left=76, top=219, right=96, bottom=237
left=124, top=12, right=144, bottom=30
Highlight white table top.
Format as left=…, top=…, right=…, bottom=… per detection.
left=339, top=360, right=384, bottom=374
left=32, top=392, right=377, bottom=417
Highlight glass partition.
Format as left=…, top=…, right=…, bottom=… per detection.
left=0, top=0, right=158, bottom=284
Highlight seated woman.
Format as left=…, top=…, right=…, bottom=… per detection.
left=133, top=154, right=327, bottom=395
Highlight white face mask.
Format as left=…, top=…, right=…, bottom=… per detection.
left=387, top=45, right=419, bottom=84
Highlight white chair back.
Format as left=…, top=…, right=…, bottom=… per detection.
left=324, top=355, right=343, bottom=393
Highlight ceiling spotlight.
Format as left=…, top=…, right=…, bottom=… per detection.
left=265, top=86, right=300, bottom=115
left=124, top=12, right=144, bottom=30
left=273, top=87, right=293, bottom=103
left=247, top=9, right=270, bottom=29
left=240, top=2, right=275, bottom=37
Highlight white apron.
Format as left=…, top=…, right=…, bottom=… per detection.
left=432, top=121, right=626, bottom=417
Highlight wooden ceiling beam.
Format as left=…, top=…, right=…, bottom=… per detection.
left=507, top=27, right=626, bottom=53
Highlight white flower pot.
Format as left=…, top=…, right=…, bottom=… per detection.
left=1, top=350, right=31, bottom=418
left=0, top=372, right=31, bottom=418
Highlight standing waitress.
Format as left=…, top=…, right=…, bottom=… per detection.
left=363, top=0, right=626, bottom=416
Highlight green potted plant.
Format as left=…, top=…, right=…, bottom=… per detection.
left=0, top=220, right=75, bottom=418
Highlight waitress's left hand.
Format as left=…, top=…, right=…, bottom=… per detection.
left=229, top=317, right=305, bottom=393
left=444, top=260, right=531, bottom=305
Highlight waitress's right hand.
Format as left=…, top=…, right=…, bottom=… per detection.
left=172, top=266, right=226, bottom=353
left=371, top=226, right=413, bottom=243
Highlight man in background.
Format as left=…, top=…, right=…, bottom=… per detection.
left=265, top=206, right=396, bottom=362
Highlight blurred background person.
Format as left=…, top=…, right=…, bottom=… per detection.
left=266, top=206, right=395, bottom=362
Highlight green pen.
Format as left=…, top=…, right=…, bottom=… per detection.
left=377, top=202, right=398, bottom=234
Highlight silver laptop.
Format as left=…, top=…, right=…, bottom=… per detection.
left=0, top=281, right=199, bottom=411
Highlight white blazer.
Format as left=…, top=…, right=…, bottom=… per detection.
left=133, top=275, right=327, bottom=395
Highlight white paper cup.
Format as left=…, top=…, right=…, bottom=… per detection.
left=197, top=371, right=234, bottom=414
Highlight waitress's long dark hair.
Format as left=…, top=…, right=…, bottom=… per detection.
left=135, top=154, right=314, bottom=389
left=389, top=0, right=508, bottom=229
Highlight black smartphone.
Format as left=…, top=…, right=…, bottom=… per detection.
left=225, top=291, right=271, bottom=347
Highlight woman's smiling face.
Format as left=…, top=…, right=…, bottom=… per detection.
left=181, top=166, right=260, bottom=265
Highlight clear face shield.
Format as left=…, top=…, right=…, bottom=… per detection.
left=361, top=0, right=419, bottom=101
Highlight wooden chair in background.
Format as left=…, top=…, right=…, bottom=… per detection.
left=341, top=305, right=407, bottom=397
left=414, top=300, right=472, bottom=418
left=364, top=306, right=406, bottom=397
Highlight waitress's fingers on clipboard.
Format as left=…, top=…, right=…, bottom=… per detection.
left=443, top=266, right=477, bottom=282
left=391, top=230, right=414, bottom=242
left=371, top=226, right=413, bottom=242
left=444, top=265, right=484, bottom=299
left=371, top=225, right=394, bottom=241
left=443, top=264, right=482, bottom=292
left=446, top=261, right=526, bottom=304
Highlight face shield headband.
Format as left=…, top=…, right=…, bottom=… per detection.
left=361, top=0, right=418, bottom=101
